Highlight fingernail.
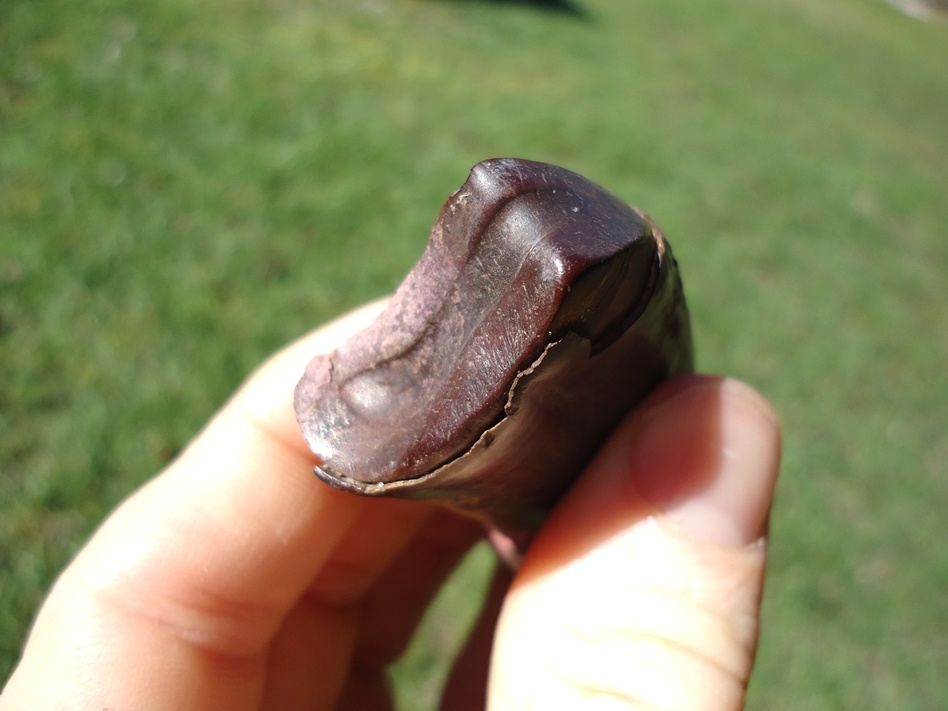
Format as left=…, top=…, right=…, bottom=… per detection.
left=627, top=377, right=781, bottom=547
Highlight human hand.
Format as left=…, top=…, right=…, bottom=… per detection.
left=0, top=300, right=780, bottom=710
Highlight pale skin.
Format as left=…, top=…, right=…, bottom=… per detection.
left=0, top=300, right=781, bottom=710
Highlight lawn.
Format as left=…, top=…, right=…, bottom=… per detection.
left=2, top=0, right=946, bottom=708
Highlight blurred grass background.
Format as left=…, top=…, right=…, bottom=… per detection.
left=2, top=0, right=946, bottom=707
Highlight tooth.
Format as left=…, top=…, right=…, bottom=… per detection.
left=294, top=158, right=693, bottom=567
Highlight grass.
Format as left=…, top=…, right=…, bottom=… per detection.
left=2, top=0, right=946, bottom=707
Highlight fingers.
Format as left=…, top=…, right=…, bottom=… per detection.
left=439, top=568, right=513, bottom=711
left=329, top=510, right=484, bottom=711
left=488, top=376, right=781, bottom=711
left=2, top=300, right=473, bottom=711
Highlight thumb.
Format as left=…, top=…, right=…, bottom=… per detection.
left=488, top=376, right=781, bottom=711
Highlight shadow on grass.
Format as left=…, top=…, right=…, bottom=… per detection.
left=436, top=0, right=590, bottom=20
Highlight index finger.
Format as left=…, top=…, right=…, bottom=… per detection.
left=3, top=300, right=459, bottom=710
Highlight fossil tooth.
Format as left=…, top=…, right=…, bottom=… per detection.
left=294, top=158, right=692, bottom=566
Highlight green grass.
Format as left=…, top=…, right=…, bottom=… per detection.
left=2, top=0, right=946, bottom=707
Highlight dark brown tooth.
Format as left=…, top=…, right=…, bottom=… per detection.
left=294, top=158, right=692, bottom=567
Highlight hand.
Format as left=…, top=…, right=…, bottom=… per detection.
left=1, top=301, right=781, bottom=711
